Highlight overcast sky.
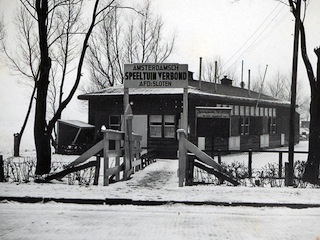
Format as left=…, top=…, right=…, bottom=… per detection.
left=0, top=0, right=319, bottom=150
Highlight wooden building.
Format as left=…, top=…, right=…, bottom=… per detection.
left=78, top=75, right=299, bottom=158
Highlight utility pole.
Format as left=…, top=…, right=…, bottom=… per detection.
left=288, top=0, right=301, bottom=186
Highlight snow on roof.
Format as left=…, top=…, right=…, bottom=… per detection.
left=78, top=84, right=290, bottom=107
left=58, top=120, right=95, bottom=129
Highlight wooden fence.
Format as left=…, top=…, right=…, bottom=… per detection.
left=214, top=149, right=308, bottom=181
left=46, top=115, right=145, bottom=186
left=177, top=129, right=241, bottom=187
left=177, top=130, right=308, bottom=186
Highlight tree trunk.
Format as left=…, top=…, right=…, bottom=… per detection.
left=303, top=95, right=320, bottom=184
left=34, top=0, right=51, bottom=175
left=303, top=47, right=320, bottom=184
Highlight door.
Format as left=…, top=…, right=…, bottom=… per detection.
left=132, top=115, right=148, bottom=148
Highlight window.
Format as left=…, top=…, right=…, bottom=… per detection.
left=269, top=117, right=276, bottom=134
left=240, top=117, right=250, bottom=135
left=256, top=107, right=260, bottom=116
left=230, top=105, right=234, bottom=115
left=149, top=115, right=162, bottom=138
left=240, top=106, right=245, bottom=116
left=260, top=107, right=264, bottom=116
left=234, top=105, right=239, bottom=115
left=245, top=106, right=250, bottom=116
left=109, top=115, right=121, bottom=130
left=164, top=115, right=175, bottom=138
left=149, top=115, right=176, bottom=139
left=251, top=106, right=255, bottom=116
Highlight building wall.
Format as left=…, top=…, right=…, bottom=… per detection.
left=86, top=94, right=299, bottom=159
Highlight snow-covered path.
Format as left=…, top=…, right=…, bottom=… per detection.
left=1, top=159, right=320, bottom=205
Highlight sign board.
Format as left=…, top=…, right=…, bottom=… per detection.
left=196, top=107, right=231, bottom=137
left=196, top=107, right=231, bottom=118
left=124, top=63, right=188, bottom=88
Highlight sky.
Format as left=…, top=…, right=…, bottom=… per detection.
left=0, top=0, right=319, bottom=152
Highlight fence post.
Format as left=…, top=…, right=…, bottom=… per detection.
left=177, top=129, right=187, bottom=187
left=285, top=162, right=289, bottom=186
left=115, top=138, right=121, bottom=181
left=248, top=149, right=252, bottom=178
left=103, top=131, right=110, bottom=186
left=279, top=152, right=283, bottom=178
left=217, top=149, right=222, bottom=165
left=14, top=133, right=20, bottom=157
left=93, top=155, right=101, bottom=185
left=0, top=155, right=4, bottom=182
left=124, top=114, right=133, bottom=180
left=186, top=153, right=195, bottom=186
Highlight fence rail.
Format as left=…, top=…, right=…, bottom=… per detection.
left=41, top=115, right=146, bottom=186
left=213, top=149, right=308, bottom=179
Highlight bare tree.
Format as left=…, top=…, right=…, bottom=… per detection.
left=86, top=5, right=123, bottom=90
left=267, top=71, right=291, bottom=100
left=1, top=1, right=84, bottom=156
left=202, top=56, right=239, bottom=84
left=0, top=16, right=4, bottom=42
left=1, top=6, right=39, bottom=156
left=16, top=0, right=117, bottom=176
left=86, top=0, right=175, bottom=91
left=132, top=0, right=175, bottom=64
left=286, top=0, right=320, bottom=184
left=47, top=0, right=84, bottom=142
left=266, top=70, right=310, bottom=120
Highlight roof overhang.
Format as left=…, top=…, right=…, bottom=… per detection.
left=58, top=120, right=95, bottom=129
left=78, top=85, right=290, bottom=107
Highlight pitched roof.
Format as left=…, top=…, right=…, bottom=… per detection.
left=78, top=80, right=290, bottom=107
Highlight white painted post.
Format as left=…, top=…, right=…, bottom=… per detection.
left=103, top=131, right=110, bottom=186
left=126, top=114, right=133, bottom=179
left=115, top=138, right=120, bottom=181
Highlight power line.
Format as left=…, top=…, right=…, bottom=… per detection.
left=221, top=2, right=287, bottom=74
left=221, top=3, right=281, bottom=69
left=223, top=4, right=288, bottom=73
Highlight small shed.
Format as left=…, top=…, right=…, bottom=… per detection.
left=57, top=120, right=95, bottom=155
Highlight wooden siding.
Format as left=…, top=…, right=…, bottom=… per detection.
left=240, top=135, right=260, bottom=150
left=85, top=93, right=299, bottom=158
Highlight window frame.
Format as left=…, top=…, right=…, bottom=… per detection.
left=149, top=115, right=176, bottom=139
left=163, top=115, right=175, bottom=139
left=240, top=116, right=250, bottom=135
left=149, top=115, right=163, bottom=138
left=269, top=117, right=277, bottom=134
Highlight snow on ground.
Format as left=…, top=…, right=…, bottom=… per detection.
left=1, top=202, right=320, bottom=240
left=1, top=140, right=320, bottom=240
left=1, top=149, right=320, bottom=205
left=0, top=140, right=318, bottom=205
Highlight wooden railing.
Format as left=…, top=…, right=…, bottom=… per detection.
left=177, top=129, right=241, bottom=187
left=46, top=115, right=143, bottom=186
left=102, top=128, right=142, bottom=186
left=213, top=149, right=308, bottom=180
